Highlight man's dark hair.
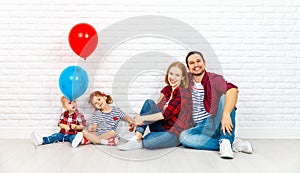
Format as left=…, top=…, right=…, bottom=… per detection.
left=185, top=51, right=205, bottom=67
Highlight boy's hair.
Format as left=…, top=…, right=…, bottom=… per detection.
left=89, top=91, right=113, bottom=106
left=164, top=61, right=189, bottom=89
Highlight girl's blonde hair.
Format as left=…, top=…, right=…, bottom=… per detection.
left=164, top=61, right=189, bottom=89
left=89, top=91, right=113, bottom=108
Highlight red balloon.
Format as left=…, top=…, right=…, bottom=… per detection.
left=68, top=23, right=98, bottom=60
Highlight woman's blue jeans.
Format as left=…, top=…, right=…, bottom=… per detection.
left=179, top=95, right=236, bottom=151
left=135, top=99, right=180, bottom=150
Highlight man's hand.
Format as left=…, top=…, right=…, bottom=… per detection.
left=221, top=113, right=233, bottom=136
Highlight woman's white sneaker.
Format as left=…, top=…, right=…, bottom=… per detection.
left=118, top=136, right=142, bottom=151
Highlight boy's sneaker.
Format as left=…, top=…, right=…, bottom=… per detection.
left=118, top=136, right=143, bottom=151
left=219, top=139, right=233, bottom=159
left=31, top=131, right=43, bottom=147
left=72, top=132, right=83, bottom=148
left=232, top=138, right=253, bottom=154
left=106, top=137, right=119, bottom=146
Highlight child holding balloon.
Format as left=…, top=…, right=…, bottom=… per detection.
left=81, top=91, right=135, bottom=146
left=31, top=96, right=86, bottom=148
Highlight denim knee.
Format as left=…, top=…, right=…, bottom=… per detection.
left=142, top=136, right=157, bottom=149
left=179, top=129, right=190, bottom=145
left=143, top=133, right=179, bottom=150
left=142, top=140, right=153, bottom=149
left=145, top=99, right=155, bottom=104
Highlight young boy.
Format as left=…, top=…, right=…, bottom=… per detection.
left=31, top=96, right=86, bottom=148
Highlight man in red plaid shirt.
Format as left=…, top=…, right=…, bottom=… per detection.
left=180, top=51, right=253, bottom=159
left=31, top=96, right=86, bottom=148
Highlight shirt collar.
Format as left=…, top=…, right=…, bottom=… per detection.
left=188, top=70, right=208, bottom=87
left=66, top=109, right=79, bottom=116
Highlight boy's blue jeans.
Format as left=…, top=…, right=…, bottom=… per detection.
left=42, top=132, right=76, bottom=145
left=179, top=95, right=236, bottom=151
left=136, top=99, right=180, bottom=149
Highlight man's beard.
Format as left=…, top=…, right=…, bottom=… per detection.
left=192, top=70, right=205, bottom=76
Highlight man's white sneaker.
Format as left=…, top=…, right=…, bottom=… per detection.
left=31, top=131, right=43, bottom=147
left=232, top=138, right=253, bottom=154
left=72, top=132, right=83, bottom=148
left=219, top=139, right=233, bottom=159
left=118, top=136, right=142, bottom=151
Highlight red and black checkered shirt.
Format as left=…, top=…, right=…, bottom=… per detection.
left=58, top=110, right=86, bottom=135
left=188, top=71, right=238, bottom=116
left=157, top=86, right=193, bottom=136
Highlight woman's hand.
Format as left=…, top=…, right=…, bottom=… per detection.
left=135, top=131, right=143, bottom=142
left=128, top=122, right=135, bottom=132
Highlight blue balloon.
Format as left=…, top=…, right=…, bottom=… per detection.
left=59, top=66, right=89, bottom=101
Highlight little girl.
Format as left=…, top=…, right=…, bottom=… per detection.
left=82, top=91, right=135, bottom=146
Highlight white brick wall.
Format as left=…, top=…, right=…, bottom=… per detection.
left=0, top=0, right=300, bottom=139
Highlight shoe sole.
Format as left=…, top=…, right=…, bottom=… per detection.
left=220, top=154, right=234, bottom=159
left=31, top=132, right=39, bottom=147
left=233, top=143, right=253, bottom=154
left=220, top=150, right=234, bottom=159
left=241, top=147, right=253, bottom=154
left=244, top=143, right=254, bottom=154
left=117, top=142, right=142, bottom=151
left=118, top=146, right=142, bottom=151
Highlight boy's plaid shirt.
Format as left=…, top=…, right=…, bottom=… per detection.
left=58, top=110, right=86, bottom=135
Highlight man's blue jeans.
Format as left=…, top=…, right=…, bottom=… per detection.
left=42, top=132, right=76, bottom=145
left=136, top=99, right=180, bottom=149
left=179, top=95, right=236, bottom=151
